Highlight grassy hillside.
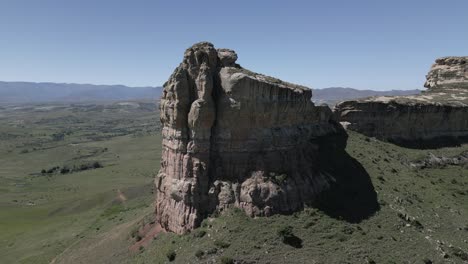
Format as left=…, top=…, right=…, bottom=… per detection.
left=128, top=132, right=467, bottom=264
left=0, top=102, right=467, bottom=264
left=0, top=102, right=160, bottom=264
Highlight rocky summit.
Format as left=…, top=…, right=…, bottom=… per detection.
left=155, top=42, right=347, bottom=234
left=424, top=56, right=468, bottom=91
left=335, top=56, right=468, bottom=148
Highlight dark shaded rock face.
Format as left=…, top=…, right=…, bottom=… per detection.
left=335, top=57, right=468, bottom=148
left=155, top=42, right=347, bottom=234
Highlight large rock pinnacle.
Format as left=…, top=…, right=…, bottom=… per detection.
left=155, top=42, right=347, bottom=234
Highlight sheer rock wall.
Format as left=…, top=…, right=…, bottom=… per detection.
left=155, top=42, right=347, bottom=233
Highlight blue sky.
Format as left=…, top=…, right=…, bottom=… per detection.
left=0, top=0, right=467, bottom=90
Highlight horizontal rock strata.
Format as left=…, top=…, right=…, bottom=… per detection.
left=425, top=57, right=468, bottom=91
left=335, top=57, right=468, bottom=148
left=155, top=42, right=347, bottom=234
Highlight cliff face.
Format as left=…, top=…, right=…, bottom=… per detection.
left=336, top=96, right=468, bottom=146
left=335, top=57, right=468, bottom=147
left=155, top=42, right=347, bottom=234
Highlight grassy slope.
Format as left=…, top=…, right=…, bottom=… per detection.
left=0, top=102, right=160, bottom=264
left=132, top=132, right=467, bottom=264
left=1, top=103, right=467, bottom=264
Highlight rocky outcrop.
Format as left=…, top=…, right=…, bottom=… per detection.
left=409, top=151, right=468, bottom=170
left=335, top=57, right=468, bottom=148
left=424, top=57, right=468, bottom=91
left=155, top=42, right=347, bottom=234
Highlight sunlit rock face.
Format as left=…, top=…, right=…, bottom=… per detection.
left=335, top=57, right=468, bottom=148
left=424, top=57, right=468, bottom=91
left=155, top=42, right=347, bottom=234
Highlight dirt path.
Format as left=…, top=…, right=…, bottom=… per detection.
left=50, top=219, right=137, bottom=264
left=128, top=223, right=165, bottom=252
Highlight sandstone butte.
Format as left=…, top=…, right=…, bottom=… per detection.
left=335, top=56, right=468, bottom=148
left=155, top=42, right=347, bottom=234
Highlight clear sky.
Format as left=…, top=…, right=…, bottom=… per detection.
left=0, top=0, right=467, bottom=90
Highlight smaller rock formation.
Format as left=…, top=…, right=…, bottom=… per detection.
left=335, top=57, right=468, bottom=148
left=424, top=57, right=468, bottom=91
left=155, top=42, right=347, bottom=234
left=409, top=151, right=468, bottom=170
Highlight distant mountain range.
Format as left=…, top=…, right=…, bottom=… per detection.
left=312, top=87, right=421, bottom=105
left=0, top=81, right=162, bottom=104
left=0, top=81, right=421, bottom=105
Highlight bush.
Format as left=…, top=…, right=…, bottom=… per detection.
left=450, top=247, right=468, bottom=261
left=51, top=132, right=65, bottom=141
left=277, top=225, right=294, bottom=238
left=68, top=162, right=103, bottom=173
left=214, top=240, right=230, bottom=248
left=60, top=167, right=70, bottom=174
left=277, top=225, right=303, bottom=248
left=273, top=173, right=288, bottom=185
left=166, top=250, right=176, bottom=262
left=44, top=166, right=60, bottom=174
left=220, top=256, right=234, bottom=264
left=422, top=258, right=432, bottom=264
left=92, top=161, right=103, bottom=169
left=192, top=229, right=206, bottom=238
left=206, top=248, right=218, bottom=255
left=80, top=163, right=90, bottom=171
left=130, top=226, right=139, bottom=238
left=195, top=249, right=204, bottom=259
left=135, top=234, right=142, bottom=242
left=268, top=172, right=288, bottom=185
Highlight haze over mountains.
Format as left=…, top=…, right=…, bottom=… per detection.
left=0, top=81, right=163, bottom=103
left=0, top=81, right=421, bottom=104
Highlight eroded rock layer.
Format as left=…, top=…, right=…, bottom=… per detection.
left=155, top=42, right=347, bottom=233
left=335, top=57, right=468, bottom=147
left=425, top=57, right=468, bottom=91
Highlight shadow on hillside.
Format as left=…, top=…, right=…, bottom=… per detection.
left=389, top=135, right=468, bottom=149
left=314, top=150, right=380, bottom=223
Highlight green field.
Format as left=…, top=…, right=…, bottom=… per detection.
left=128, top=132, right=467, bottom=264
left=0, top=102, right=467, bottom=264
left=0, top=102, right=160, bottom=263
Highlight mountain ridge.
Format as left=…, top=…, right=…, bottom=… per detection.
left=0, top=81, right=421, bottom=104
left=0, top=81, right=162, bottom=103
left=312, top=87, right=421, bottom=105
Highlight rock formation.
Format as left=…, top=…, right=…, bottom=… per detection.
left=424, top=57, right=468, bottom=91
left=335, top=57, right=468, bottom=147
left=409, top=151, right=468, bottom=170
left=155, top=42, right=347, bottom=234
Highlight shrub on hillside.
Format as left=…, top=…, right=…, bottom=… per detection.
left=220, top=256, right=234, bottom=264
left=214, top=240, right=230, bottom=248
left=166, top=250, right=176, bottom=262
left=277, top=225, right=303, bottom=248
left=195, top=249, right=204, bottom=259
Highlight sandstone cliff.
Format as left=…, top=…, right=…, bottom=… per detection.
left=335, top=57, right=468, bottom=148
left=155, top=42, right=347, bottom=234
left=424, top=57, right=468, bottom=91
